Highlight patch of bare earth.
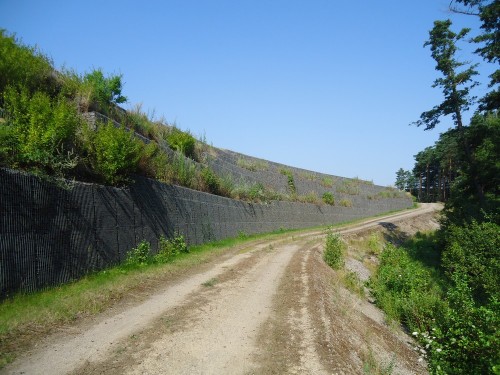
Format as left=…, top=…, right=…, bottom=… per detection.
left=4, top=204, right=440, bottom=375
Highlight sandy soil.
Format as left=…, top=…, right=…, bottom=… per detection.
left=4, top=204, right=441, bottom=375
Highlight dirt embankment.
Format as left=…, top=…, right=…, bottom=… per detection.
left=5, top=204, right=441, bottom=375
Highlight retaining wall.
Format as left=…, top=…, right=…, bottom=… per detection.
left=0, top=168, right=412, bottom=298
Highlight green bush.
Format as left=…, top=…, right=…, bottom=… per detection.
left=82, top=69, right=127, bottom=113
left=166, top=127, right=196, bottom=159
left=442, top=221, right=500, bottom=303
left=370, top=231, right=499, bottom=374
left=137, top=142, right=168, bottom=179
left=298, top=191, right=319, bottom=204
left=237, top=157, right=268, bottom=171
left=2, top=86, right=80, bottom=174
left=371, top=244, right=445, bottom=331
left=84, top=121, right=142, bottom=185
left=154, top=234, right=188, bottom=263
left=125, top=240, right=151, bottom=266
left=323, top=232, right=345, bottom=269
left=0, top=121, right=16, bottom=165
left=320, top=177, right=334, bottom=188
left=339, top=199, right=352, bottom=207
left=322, top=191, right=335, bottom=205
left=425, top=273, right=500, bottom=375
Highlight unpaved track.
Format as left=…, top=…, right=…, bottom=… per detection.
left=5, top=204, right=438, bottom=375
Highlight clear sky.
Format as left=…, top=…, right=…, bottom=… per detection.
left=0, top=1, right=489, bottom=186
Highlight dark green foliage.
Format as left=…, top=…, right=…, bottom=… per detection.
left=413, top=19, right=478, bottom=131
left=443, top=113, right=500, bottom=223
left=405, top=112, right=499, bottom=209
left=452, top=0, right=500, bottom=111
left=166, top=127, right=196, bottom=159
left=442, top=221, right=500, bottom=303
left=82, top=69, right=127, bottom=113
left=126, top=235, right=188, bottom=266
left=323, top=232, right=344, bottom=269
left=84, top=121, right=142, bottom=185
left=371, top=243, right=446, bottom=331
left=322, top=191, right=335, bottom=205
left=430, top=273, right=500, bottom=375
left=371, top=227, right=500, bottom=374
left=395, top=168, right=415, bottom=193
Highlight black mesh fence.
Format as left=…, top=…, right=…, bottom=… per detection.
left=0, top=168, right=412, bottom=298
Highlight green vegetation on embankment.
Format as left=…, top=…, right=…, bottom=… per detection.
left=0, top=29, right=408, bottom=205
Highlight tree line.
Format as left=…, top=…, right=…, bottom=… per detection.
left=396, top=0, right=499, bottom=225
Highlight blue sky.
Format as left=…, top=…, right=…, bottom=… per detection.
left=0, top=1, right=489, bottom=186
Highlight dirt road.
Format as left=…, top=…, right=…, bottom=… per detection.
left=5, top=204, right=440, bottom=375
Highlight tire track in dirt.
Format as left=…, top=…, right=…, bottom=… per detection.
left=5, top=238, right=291, bottom=375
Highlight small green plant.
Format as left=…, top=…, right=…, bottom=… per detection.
left=322, top=191, right=335, bottom=205
left=298, top=191, right=320, bottom=204
left=237, top=157, right=268, bottom=171
left=238, top=231, right=249, bottom=240
left=362, top=348, right=395, bottom=375
left=126, top=240, right=151, bottom=266
left=200, top=166, right=221, bottom=195
left=323, top=232, right=345, bottom=270
left=232, top=182, right=283, bottom=203
left=165, top=127, right=196, bottom=159
left=299, top=172, right=316, bottom=181
left=123, top=103, right=158, bottom=139
left=165, top=152, right=198, bottom=188
left=339, top=199, right=353, bottom=207
left=154, top=234, right=189, bottom=264
left=337, top=180, right=360, bottom=195
left=202, top=278, right=218, bottom=287
left=280, top=168, right=296, bottom=195
left=377, top=187, right=403, bottom=199
left=343, top=271, right=365, bottom=298
left=320, top=177, right=334, bottom=188
left=367, top=233, right=382, bottom=255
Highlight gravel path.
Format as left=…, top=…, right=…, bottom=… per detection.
left=5, top=204, right=439, bottom=375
